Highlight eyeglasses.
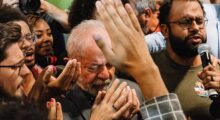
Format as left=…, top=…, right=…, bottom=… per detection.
left=168, top=17, right=208, bottom=29
left=0, top=62, right=25, bottom=75
left=19, top=33, right=36, bottom=45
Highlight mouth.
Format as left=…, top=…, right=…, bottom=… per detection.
left=187, top=35, right=203, bottom=45
left=39, top=42, right=53, bottom=48
left=25, top=50, right=35, bottom=62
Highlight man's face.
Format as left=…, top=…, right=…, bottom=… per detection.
left=137, top=9, right=159, bottom=35
left=34, top=19, right=53, bottom=56
left=0, top=43, right=30, bottom=98
left=167, top=1, right=207, bottom=58
left=76, top=29, right=115, bottom=96
left=15, top=21, right=35, bottom=67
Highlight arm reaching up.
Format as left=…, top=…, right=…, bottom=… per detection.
left=94, top=0, right=186, bottom=119
left=94, top=0, right=167, bottom=100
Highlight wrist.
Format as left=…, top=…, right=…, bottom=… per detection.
left=127, top=61, right=168, bottom=100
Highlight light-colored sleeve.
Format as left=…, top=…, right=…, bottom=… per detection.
left=145, top=32, right=166, bottom=53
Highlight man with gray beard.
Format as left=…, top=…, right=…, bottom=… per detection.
left=57, top=20, right=144, bottom=120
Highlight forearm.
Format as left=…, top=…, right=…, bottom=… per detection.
left=44, top=1, right=70, bottom=31
left=130, top=62, right=168, bottom=100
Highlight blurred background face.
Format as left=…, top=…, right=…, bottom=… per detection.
left=0, top=43, right=30, bottom=98
left=34, top=19, right=53, bottom=56
left=15, top=21, right=35, bottom=67
left=139, top=10, right=159, bottom=34
left=2, top=0, right=19, bottom=7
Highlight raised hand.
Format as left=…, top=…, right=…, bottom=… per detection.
left=28, top=59, right=80, bottom=102
left=47, top=59, right=81, bottom=92
left=94, top=0, right=168, bottom=100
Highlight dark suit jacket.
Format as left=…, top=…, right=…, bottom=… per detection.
left=57, top=78, right=144, bottom=120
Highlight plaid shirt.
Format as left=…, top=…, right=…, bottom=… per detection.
left=140, top=93, right=186, bottom=120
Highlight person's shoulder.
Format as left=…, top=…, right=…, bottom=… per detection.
left=151, top=50, right=167, bottom=60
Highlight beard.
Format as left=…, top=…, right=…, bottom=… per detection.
left=169, top=30, right=207, bottom=58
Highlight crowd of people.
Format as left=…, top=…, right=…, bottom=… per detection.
left=0, top=0, right=220, bottom=120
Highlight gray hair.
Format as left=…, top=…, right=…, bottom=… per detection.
left=66, top=20, right=106, bottom=59
left=134, top=0, right=157, bottom=14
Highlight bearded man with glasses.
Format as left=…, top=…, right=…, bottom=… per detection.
left=150, top=0, right=219, bottom=119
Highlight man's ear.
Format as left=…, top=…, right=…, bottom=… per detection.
left=143, top=8, right=152, bottom=19
left=160, top=24, right=169, bottom=40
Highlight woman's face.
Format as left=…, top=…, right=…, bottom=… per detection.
left=34, top=19, right=53, bottom=56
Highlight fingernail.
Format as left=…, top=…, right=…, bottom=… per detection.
left=47, top=66, right=53, bottom=73
left=127, top=86, right=131, bottom=90
left=56, top=102, right=59, bottom=106
left=47, top=102, right=50, bottom=107
left=95, top=1, right=102, bottom=10
left=51, top=98, right=55, bottom=102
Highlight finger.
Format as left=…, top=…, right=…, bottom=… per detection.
left=197, top=71, right=205, bottom=80
left=114, top=0, right=134, bottom=29
left=56, top=102, right=63, bottom=120
left=203, top=65, right=215, bottom=72
left=48, top=98, right=56, bottom=120
left=103, top=79, right=120, bottom=103
left=56, top=59, right=77, bottom=90
left=109, top=82, right=127, bottom=104
left=113, top=87, right=129, bottom=110
left=93, top=91, right=106, bottom=107
left=96, top=1, right=120, bottom=43
left=131, top=89, right=140, bottom=114
left=205, top=81, right=220, bottom=90
left=125, top=3, right=143, bottom=34
left=72, top=62, right=81, bottom=83
left=63, top=59, right=78, bottom=89
left=93, top=34, right=116, bottom=64
left=113, top=87, right=133, bottom=119
left=212, top=56, right=218, bottom=67
left=203, top=77, right=211, bottom=85
left=100, top=0, right=128, bottom=32
left=43, top=66, right=53, bottom=83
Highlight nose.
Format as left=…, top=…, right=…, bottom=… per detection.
left=20, top=64, right=31, bottom=77
left=42, top=34, right=52, bottom=43
left=21, top=39, right=32, bottom=51
left=189, top=20, right=200, bottom=32
left=97, top=66, right=110, bottom=80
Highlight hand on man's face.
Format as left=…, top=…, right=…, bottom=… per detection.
left=94, top=0, right=154, bottom=76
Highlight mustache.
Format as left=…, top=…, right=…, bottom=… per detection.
left=186, top=33, right=206, bottom=42
left=91, top=79, right=112, bottom=90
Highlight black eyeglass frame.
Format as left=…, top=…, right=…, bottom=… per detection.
left=0, top=62, right=25, bottom=75
left=167, top=17, right=208, bottom=29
